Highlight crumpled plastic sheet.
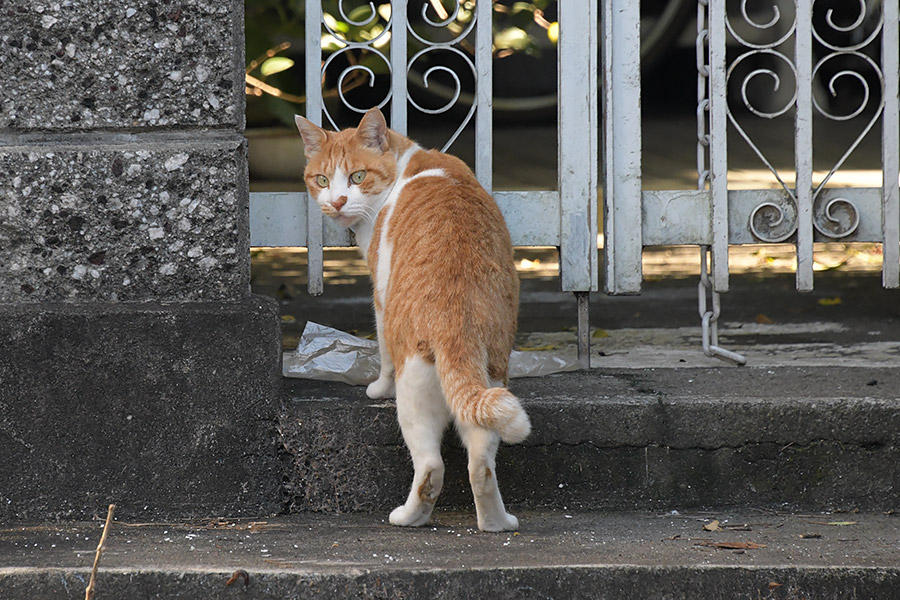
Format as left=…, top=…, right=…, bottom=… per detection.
left=283, top=321, right=579, bottom=385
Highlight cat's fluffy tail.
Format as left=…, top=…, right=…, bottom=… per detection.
left=435, top=356, right=531, bottom=444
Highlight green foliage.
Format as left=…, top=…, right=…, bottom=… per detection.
left=260, top=56, right=295, bottom=76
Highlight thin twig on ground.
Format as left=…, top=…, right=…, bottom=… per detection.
left=85, top=503, right=116, bottom=600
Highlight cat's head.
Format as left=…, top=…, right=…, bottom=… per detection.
left=294, top=108, right=398, bottom=228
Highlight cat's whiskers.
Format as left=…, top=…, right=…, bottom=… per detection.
left=342, top=201, right=380, bottom=225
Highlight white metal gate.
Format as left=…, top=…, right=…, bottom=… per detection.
left=250, top=0, right=900, bottom=366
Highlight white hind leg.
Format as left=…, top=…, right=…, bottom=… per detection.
left=457, top=422, right=519, bottom=532
left=366, top=306, right=395, bottom=399
left=389, top=355, right=451, bottom=527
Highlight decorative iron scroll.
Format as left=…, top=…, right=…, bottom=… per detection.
left=317, top=1, right=479, bottom=152
left=319, top=1, right=393, bottom=130
left=407, top=1, right=478, bottom=151
left=813, top=196, right=861, bottom=238
left=749, top=196, right=799, bottom=243
left=722, top=0, right=884, bottom=242
left=724, top=0, right=799, bottom=242
left=810, top=0, right=883, bottom=239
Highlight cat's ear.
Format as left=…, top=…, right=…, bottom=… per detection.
left=356, top=107, right=389, bottom=153
left=294, top=115, right=328, bottom=158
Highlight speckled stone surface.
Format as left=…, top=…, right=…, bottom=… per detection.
left=0, top=135, right=250, bottom=301
left=0, top=297, right=282, bottom=521
left=0, top=0, right=243, bottom=131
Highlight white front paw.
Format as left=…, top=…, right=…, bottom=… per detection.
left=366, top=375, right=395, bottom=399
left=389, top=504, right=431, bottom=527
left=478, top=512, right=519, bottom=533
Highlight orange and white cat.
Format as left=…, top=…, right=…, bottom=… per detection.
left=295, top=107, right=530, bottom=532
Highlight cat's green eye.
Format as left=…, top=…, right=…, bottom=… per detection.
left=315, top=175, right=329, bottom=187
left=350, top=170, right=366, bottom=185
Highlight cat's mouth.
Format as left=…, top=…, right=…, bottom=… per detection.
left=335, top=214, right=358, bottom=227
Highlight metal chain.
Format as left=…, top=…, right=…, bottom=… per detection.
left=696, top=0, right=746, bottom=366
left=699, top=247, right=747, bottom=364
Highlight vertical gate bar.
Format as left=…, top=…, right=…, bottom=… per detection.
left=559, top=0, right=599, bottom=293
left=882, top=0, right=900, bottom=288
left=587, top=0, right=599, bottom=289
left=305, top=0, right=324, bottom=295
left=475, top=0, right=493, bottom=192
left=390, top=0, right=407, bottom=135
left=601, top=0, right=640, bottom=295
left=706, top=0, right=729, bottom=293
left=794, top=0, right=814, bottom=292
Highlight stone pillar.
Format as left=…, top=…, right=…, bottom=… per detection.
left=0, top=0, right=282, bottom=519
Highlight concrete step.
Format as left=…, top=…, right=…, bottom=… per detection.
left=2, top=510, right=898, bottom=599
left=280, top=368, right=900, bottom=514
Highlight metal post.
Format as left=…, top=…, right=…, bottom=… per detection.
left=560, top=0, right=599, bottom=365
left=390, top=0, right=407, bottom=134
left=576, top=292, right=590, bottom=369
left=795, top=0, right=814, bottom=291
left=475, top=0, right=493, bottom=192
left=559, top=0, right=599, bottom=294
left=601, top=0, right=642, bottom=295
left=305, top=0, right=324, bottom=295
left=883, top=0, right=900, bottom=288
left=707, top=0, right=729, bottom=293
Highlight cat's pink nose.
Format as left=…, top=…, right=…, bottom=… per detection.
left=331, top=196, right=348, bottom=211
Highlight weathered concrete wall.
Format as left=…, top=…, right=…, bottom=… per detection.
left=0, top=0, right=282, bottom=519
left=0, top=137, right=249, bottom=301
left=0, top=299, right=282, bottom=521
left=0, top=1, right=243, bottom=130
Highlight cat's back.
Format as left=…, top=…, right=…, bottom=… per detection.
left=388, top=148, right=510, bottom=250
left=378, top=146, right=518, bottom=374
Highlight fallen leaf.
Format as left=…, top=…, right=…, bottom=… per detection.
left=516, top=344, right=558, bottom=351
left=809, top=521, right=857, bottom=527
left=769, top=582, right=783, bottom=590
left=695, top=540, right=767, bottom=550
left=817, top=297, right=842, bottom=306
left=226, top=569, right=250, bottom=587
left=813, top=259, right=849, bottom=272
left=799, top=533, right=822, bottom=539
left=702, top=520, right=722, bottom=532
left=755, top=314, right=775, bottom=324
left=591, top=329, right=609, bottom=339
